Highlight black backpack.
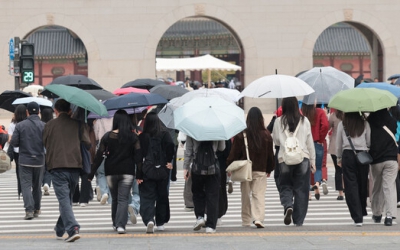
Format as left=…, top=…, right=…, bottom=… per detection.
left=192, top=141, right=219, bottom=175
left=142, top=133, right=168, bottom=180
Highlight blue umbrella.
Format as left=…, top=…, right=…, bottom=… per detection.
left=87, top=107, right=146, bottom=119
left=103, top=92, right=168, bottom=110
left=387, top=74, right=400, bottom=80
left=356, top=82, right=400, bottom=98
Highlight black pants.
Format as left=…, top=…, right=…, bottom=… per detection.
left=218, top=160, right=228, bottom=218
left=73, top=173, right=93, bottom=203
left=13, top=152, right=21, bottom=198
left=396, top=171, right=400, bottom=202
left=331, top=154, right=344, bottom=191
left=342, top=150, right=369, bottom=223
left=171, top=145, right=178, bottom=182
left=191, top=172, right=220, bottom=229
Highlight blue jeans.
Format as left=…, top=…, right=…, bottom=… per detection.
left=51, top=169, right=81, bottom=237
left=107, top=174, right=134, bottom=229
left=313, top=142, right=324, bottom=184
left=128, top=179, right=140, bottom=214
left=97, top=159, right=112, bottom=204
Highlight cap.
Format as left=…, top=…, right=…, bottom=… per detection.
left=27, top=102, right=40, bottom=114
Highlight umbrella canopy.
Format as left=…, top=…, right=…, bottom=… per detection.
left=241, top=74, right=315, bottom=98
left=356, top=82, right=400, bottom=98
left=299, top=66, right=354, bottom=105
left=121, top=79, right=167, bottom=90
left=12, top=97, right=53, bottom=109
left=174, top=96, right=246, bottom=141
left=0, top=90, right=32, bottom=112
left=387, top=74, right=400, bottom=80
left=84, top=89, right=116, bottom=101
left=113, top=87, right=149, bottom=95
left=328, top=88, right=397, bottom=113
left=104, top=92, right=168, bottom=110
left=88, top=107, right=147, bottom=119
left=156, top=54, right=242, bottom=71
left=212, top=88, right=243, bottom=102
left=44, top=84, right=107, bottom=116
left=49, top=75, right=103, bottom=90
left=150, top=85, right=189, bottom=100
left=22, top=85, right=44, bottom=97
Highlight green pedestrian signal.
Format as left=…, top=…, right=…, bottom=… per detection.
left=20, top=43, right=35, bottom=83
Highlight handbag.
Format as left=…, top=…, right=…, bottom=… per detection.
left=344, top=128, right=373, bottom=165
left=226, top=132, right=252, bottom=182
left=79, top=122, right=91, bottom=175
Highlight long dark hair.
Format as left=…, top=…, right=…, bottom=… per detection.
left=246, top=107, right=266, bottom=150
left=41, top=108, right=54, bottom=123
left=14, top=105, right=27, bottom=124
left=335, top=110, right=344, bottom=121
left=281, top=97, right=303, bottom=132
left=301, top=104, right=316, bottom=125
left=143, top=112, right=164, bottom=137
left=112, top=109, right=135, bottom=143
left=343, top=112, right=365, bottom=137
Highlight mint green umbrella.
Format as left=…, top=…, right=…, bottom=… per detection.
left=328, top=88, right=397, bottom=113
left=44, top=84, right=108, bottom=116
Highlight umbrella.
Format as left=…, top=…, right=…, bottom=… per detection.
left=328, top=88, right=397, bottom=113
left=394, top=78, right=400, bottom=86
left=158, top=97, right=181, bottom=129
left=84, top=89, right=116, bottom=101
left=113, top=87, right=149, bottom=95
left=121, top=78, right=167, bottom=90
left=212, top=88, right=243, bottom=102
left=22, top=85, right=44, bottom=97
left=298, top=67, right=354, bottom=105
left=104, top=92, right=168, bottom=110
left=387, top=74, right=400, bottom=81
left=150, top=85, right=189, bottom=100
left=88, top=107, right=147, bottom=119
left=241, top=74, right=315, bottom=98
left=49, top=75, right=102, bottom=90
left=12, top=97, right=53, bottom=109
left=174, top=96, right=246, bottom=141
left=0, top=90, right=32, bottom=112
left=356, top=82, right=400, bottom=98
left=44, top=85, right=107, bottom=116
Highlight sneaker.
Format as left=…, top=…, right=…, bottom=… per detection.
left=128, top=206, right=137, bottom=224
left=65, top=227, right=80, bottom=242
left=193, top=217, right=206, bottom=231
left=100, top=194, right=108, bottom=205
left=33, top=210, right=41, bottom=218
left=79, top=203, right=87, bottom=207
left=72, top=202, right=79, bottom=206
left=354, top=222, right=363, bottom=227
left=184, top=206, right=194, bottom=212
left=156, top=225, right=165, bottom=231
left=205, top=227, right=216, bottom=233
left=337, top=196, right=344, bottom=200
left=321, top=181, right=328, bottom=195
left=95, top=186, right=101, bottom=202
left=117, top=227, right=126, bottom=234
left=284, top=207, right=293, bottom=225
left=397, top=201, right=400, bottom=208
left=54, top=229, right=64, bottom=240
left=24, top=211, right=34, bottom=220
left=372, top=215, right=382, bottom=223
left=384, top=217, right=393, bottom=226
left=254, top=220, right=265, bottom=228
left=228, top=181, right=233, bottom=194
left=146, top=221, right=154, bottom=234
left=43, top=183, right=50, bottom=196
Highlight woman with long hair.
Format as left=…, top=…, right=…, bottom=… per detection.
left=336, top=112, right=370, bottom=226
left=272, top=97, right=315, bottom=226
left=227, top=107, right=275, bottom=228
left=136, top=112, right=174, bottom=233
left=301, top=104, right=329, bottom=200
left=328, top=109, right=345, bottom=200
left=89, top=109, right=142, bottom=234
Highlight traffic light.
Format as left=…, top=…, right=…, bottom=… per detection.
left=20, top=43, right=35, bottom=83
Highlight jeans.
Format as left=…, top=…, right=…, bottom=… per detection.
left=312, top=142, right=324, bottom=184
left=96, top=159, right=112, bottom=204
left=107, top=174, right=134, bottom=229
left=19, top=165, right=44, bottom=212
left=51, top=169, right=81, bottom=237
left=279, top=158, right=310, bottom=225
left=128, top=179, right=140, bottom=214
left=42, top=168, right=52, bottom=187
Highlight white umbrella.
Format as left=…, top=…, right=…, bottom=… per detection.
left=12, top=97, right=53, bottom=108
left=23, top=85, right=44, bottom=97
left=241, top=74, right=315, bottom=98
left=212, top=88, right=243, bottom=102
left=298, top=66, right=354, bottom=105
left=174, top=96, right=246, bottom=141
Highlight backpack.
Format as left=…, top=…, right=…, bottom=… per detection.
left=192, top=141, right=219, bottom=175
left=282, top=122, right=303, bottom=165
left=142, top=133, right=168, bottom=180
left=0, top=148, right=11, bottom=174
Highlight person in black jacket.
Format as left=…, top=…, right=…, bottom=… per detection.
left=368, top=108, right=398, bottom=226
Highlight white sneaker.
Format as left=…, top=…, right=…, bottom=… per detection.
left=146, top=221, right=154, bottom=234
left=117, top=227, right=126, bottom=234
left=43, top=183, right=50, bottom=196
left=354, top=223, right=363, bottom=227
left=100, top=193, right=108, bottom=205
left=254, top=220, right=265, bottom=228
left=72, top=202, right=79, bottom=206
left=128, top=206, right=137, bottom=224
left=193, top=217, right=206, bottom=231
left=156, top=225, right=165, bottom=231
left=79, top=203, right=87, bottom=207
left=321, top=181, right=328, bottom=195
left=95, top=186, right=101, bottom=202
left=205, top=227, right=216, bottom=233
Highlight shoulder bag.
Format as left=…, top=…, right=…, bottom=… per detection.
left=226, top=132, right=252, bottom=182
left=344, top=128, right=373, bottom=165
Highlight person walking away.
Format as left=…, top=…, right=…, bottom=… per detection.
left=89, top=110, right=142, bottom=234
left=40, top=108, right=54, bottom=196
left=227, top=107, right=275, bottom=228
left=43, top=99, right=91, bottom=242
left=267, top=106, right=282, bottom=194
left=272, top=97, right=315, bottom=226
left=216, top=139, right=231, bottom=225
left=367, top=109, right=398, bottom=226
left=180, top=131, right=194, bottom=211
left=136, top=112, right=174, bottom=233
left=336, top=112, right=371, bottom=227
left=389, top=104, right=400, bottom=209
left=10, top=102, right=45, bottom=220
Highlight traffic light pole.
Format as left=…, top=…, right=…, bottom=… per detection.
left=14, top=76, right=20, bottom=90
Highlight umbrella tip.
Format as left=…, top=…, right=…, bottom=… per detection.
left=275, top=69, right=278, bottom=75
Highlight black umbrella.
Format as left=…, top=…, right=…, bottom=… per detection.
left=388, top=74, right=400, bottom=80
left=49, top=75, right=103, bottom=90
left=121, top=78, right=167, bottom=90
left=0, top=90, right=32, bottom=112
left=84, top=89, right=116, bottom=101
left=104, top=92, right=168, bottom=110
left=150, top=85, right=189, bottom=100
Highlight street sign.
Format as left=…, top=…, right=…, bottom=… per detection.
left=9, top=38, right=14, bottom=60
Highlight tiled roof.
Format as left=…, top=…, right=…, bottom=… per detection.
left=162, top=18, right=231, bottom=38
left=26, top=28, right=86, bottom=59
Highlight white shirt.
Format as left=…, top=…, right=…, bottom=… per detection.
left=8, top=122, right=19, bottom=153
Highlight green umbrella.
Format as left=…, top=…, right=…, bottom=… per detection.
left=328, top=88, right=397, bottom=113
left=44, top=84, right=108, bottom=116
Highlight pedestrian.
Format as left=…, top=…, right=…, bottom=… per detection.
left=266, top=106, right=282, bottom=194
left=10, top=102, right=45, bottom=220
left=180, top=131, right=194, bottom=212
left=227, top=107, right=275, bottom=228
left=336, top=112, right=371, bottom=227
left=43, top=99, right=91, bottom=242
left=272, top=97, right=315, bottom=226
left=89, top=110, right=142, bottom=234
left=183, top=135, right=225, bottom=233
left=40, top=108, right=54, bottom=196
left=389, top=104, right=400, bottom=209
left=216, top=139, right=231, bottom=225
left=367, top=109, right=398, bottom=226
left=137, top=112, right=174, bottom=233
